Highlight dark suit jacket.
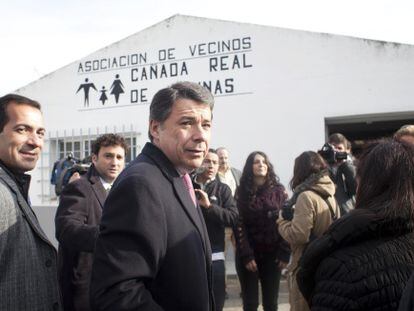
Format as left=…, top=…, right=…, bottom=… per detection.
left=90, top=142, right=214, bottom=311
left=55, top=165, right=107, bottom=311
left=193, top=178, right=238, bottom=253
left=0, top=165, right=62, bottom=311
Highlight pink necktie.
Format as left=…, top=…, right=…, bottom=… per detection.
left=182, top=173, right=197, bottom=207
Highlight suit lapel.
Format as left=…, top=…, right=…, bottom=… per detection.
left=0, top=169, right=53, bottom=247
left=88, top=168, right=107, bottom=208
left=196, top=199, right=213, bottom=260
left=142, top=143, right=210, bottom=254
left=173, top=177, right=206, bottom=239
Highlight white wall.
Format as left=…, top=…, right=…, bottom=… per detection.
left=17, top=15, right=414, bottom=207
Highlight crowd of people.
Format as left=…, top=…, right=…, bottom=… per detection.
left=1, top=82, right=414, bottom=311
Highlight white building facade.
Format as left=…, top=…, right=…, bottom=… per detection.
left=15, top=15, right=414, bottom=240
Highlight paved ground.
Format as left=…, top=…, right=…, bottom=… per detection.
left=223, top=235, right=290, bottom=311
left=223, top=275, right=289, bottom=311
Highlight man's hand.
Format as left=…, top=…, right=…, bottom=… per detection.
left=277, top=260, right=288, bottom=270
left=194, top=189, right=211, bottom=208
left=69, top=172, right=81, bottom=183
left=245, top=259, right=258, bottom=272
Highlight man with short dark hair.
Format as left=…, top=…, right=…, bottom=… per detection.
left=193, top=148, right=238, bottom=311
left=55, top=133, right=127, bottom=311
left=0, top=94, right=62, bottom=310
left=327, top=133, right=357, bottom=215
left=91, top=82, right=215, bottom=310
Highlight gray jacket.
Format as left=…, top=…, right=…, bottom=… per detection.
left=231, top=167, right=242, bottom=188
left=0, top=166, right=62, bottom=311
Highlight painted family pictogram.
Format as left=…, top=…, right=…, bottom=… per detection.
left=77, top=74, right=125, bottom=107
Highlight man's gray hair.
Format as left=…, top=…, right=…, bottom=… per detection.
left=148, top=82, right=214, bottom=141
left=394, top=124, right=414, bottom=139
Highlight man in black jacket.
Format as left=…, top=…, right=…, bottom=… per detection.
left=193, top=149, right=238, bottom=311
left=327, top=133, right=357, bottom=215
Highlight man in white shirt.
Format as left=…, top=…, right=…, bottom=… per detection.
left=216, top=147, right=242, bottom=196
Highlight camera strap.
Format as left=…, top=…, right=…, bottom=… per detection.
left=308, top=189, right=338, bottom=222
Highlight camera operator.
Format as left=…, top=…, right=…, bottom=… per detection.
left=320, top=133, right=357, bottom=215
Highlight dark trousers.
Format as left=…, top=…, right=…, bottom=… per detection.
left=212, top=260, right=226, bottom=311
left=236, top=252, right=281, bottom=311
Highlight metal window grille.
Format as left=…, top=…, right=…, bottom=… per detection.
left=39, top=124, right=142, bottom=203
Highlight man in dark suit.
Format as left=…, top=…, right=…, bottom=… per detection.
left=55, top=133, right=127, bottom=311
left=90, top=81, right=215, bottom=310
left=0, top=94, right=62, bottom=310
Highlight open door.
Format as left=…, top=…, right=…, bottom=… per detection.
left=325, top=111, right=414, bottom=157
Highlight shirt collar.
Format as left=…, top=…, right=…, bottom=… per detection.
left=219, top=166, right=231, bottom=174
left=195, top=175, right=215, bottom=187
left=99, top=177, right=112, bottom=191
left=0, top=160, right=31, bottom=202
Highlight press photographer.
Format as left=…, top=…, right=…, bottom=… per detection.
left=319, top=133, right=357, bottom=215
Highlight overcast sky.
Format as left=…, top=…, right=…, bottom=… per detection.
left=1, top=0, right=413, bottom=95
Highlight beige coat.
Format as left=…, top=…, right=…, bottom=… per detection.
left=277, top=175, right=339, bottom=311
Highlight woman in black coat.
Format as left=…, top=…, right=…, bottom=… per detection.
left=297, top=140, right=414, bottom=311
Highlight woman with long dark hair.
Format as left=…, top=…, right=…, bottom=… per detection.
left=277, top=151, right=339, bottom=311
left=234, top=151, right=290, bottom=311
left=297, top=140, right=414, bottom=310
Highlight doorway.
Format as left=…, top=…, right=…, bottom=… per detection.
left=325, top=111, right=414, bottom=156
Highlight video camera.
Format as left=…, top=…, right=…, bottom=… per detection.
left=318, top=143, right=348, bottom=165
left=54, top=157, right=92, bottom=196
left=66, top=163, right=90, bottom=178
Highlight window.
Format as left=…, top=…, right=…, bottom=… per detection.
left=43, top=128, right=142, bottom=202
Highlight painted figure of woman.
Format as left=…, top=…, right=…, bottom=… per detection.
left=110, top=74, right=124, bottom=103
